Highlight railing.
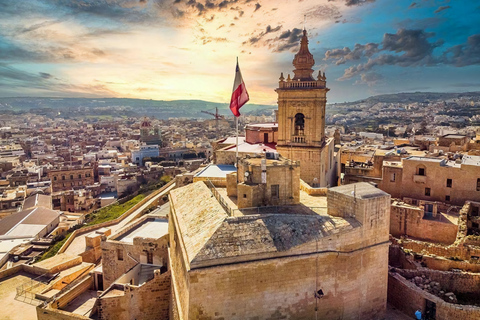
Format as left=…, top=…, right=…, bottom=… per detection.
left=279, top=80, right=325, bottom=89
left=204, top=180, right=233, bottom=217
left=292, top=136, right=306, bottom=143
left=232, top=205, right=327, bottom=216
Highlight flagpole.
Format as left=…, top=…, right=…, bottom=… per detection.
left=235, top=56, right=239, bottom=184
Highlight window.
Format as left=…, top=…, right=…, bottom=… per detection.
left=294, top=113, right=305, bottom=136
left=446, top=195, right=450, bottom=202
left=243, top=194, right=247, bottom=198
left=53, top=176, right=57, bottom=181
left=62, top=175, right=65, bottom=180
left=147, top=252, right=153, bottom=264
left=70, top=175, right=74, bottom=180
left=446, top=179, right=452, bottom=188
left=117, top=249, right=124, bottom=261
left=271, top=185, right=279, bottom=199
left=477, top=178, right=480, bottom=191
left=78, top=174, right=82, bottom=179
left=390, top=173, right=396, bottom=182
left=425, top=188, right=431, bottom=196
left=418, top=167, right=425, bottom=176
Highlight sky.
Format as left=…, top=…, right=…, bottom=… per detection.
left=1, top=0, right=480, bottom=104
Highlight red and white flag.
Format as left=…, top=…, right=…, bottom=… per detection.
left=229, top=61, right=249, bottom=117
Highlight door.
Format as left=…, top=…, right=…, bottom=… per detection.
left=425, top=299, right=436, bottom=319
left=264, top=133, right=268, bottom=144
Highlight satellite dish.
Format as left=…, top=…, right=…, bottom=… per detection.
left=244, top=171, right=249, bottom=177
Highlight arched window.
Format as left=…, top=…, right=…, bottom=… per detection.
left=416, top=165, right=426, bottom=176
left=294, top=113, right=305, bottom=136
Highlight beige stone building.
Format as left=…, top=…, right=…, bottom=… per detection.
left=275, top=29, right=337, bottom=187
left=379, top=155, right=480, bottom=206
left=48, top=166, right=94, bottom=192
left=169, top=174, right=390, bottom=319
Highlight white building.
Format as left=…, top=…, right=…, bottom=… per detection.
left=131, top=145, right=159, bottom=165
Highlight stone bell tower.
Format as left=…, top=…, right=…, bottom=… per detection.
left=276, top=29, right=334, bottom=187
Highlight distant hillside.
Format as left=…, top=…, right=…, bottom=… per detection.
left=341, top=91, right=480, bottom=105
left=0, top=97, right=276, bottom=119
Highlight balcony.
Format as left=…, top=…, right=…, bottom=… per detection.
left=292, top=136, right=306, bottom=143
left=413, top=175, right=427, bottom=184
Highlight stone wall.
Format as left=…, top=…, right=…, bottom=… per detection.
left=388, top=272, right=480, bottom=320
left=37, top=308, right=91, bottom=320
left=395, top=268, right=480, bottom=294
left=98, top=270, right=171, bottom=320
left=101, top=233, right=168, bottom=288
left=390, top=202, right=458, bottom=244
left=187, top=245, right=388, bottom=320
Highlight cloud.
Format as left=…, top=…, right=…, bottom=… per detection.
left=343, top=0, right=375, bottom=6
left=243, top=25, right=282, bottom=45
left=325, top=29, right=444, bottom=80
left=306, top=4, right=342, bottom=21
left=434, top=6, right=451, bottom=14
left=39, top=72, right=53, bottom=79
left=275, top=28, right=303, bottom=52
left=354, top=72, right=383, bottom=86
left=442, top=34, right=480, bottom=67
left=17, top=19, right=65, bottom=34
left=324, top=43, right=379, bottom=65
left=408, top=2, right=418, bottom=9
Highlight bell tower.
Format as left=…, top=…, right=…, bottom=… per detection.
left=275, top=29, right=332, bottom=187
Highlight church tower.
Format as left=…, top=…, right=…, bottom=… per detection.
left=276, top=29, right=336, bottom=187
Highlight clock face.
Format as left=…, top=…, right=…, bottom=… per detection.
left=245, top=171, right=249, bottom=177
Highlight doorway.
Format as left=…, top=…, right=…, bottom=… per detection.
left=264, top=133, right=268, bottom=144
left=425, top=299, right=436, bottom=319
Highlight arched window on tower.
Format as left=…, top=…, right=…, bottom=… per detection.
left=294, top=113, right=305, bottom=136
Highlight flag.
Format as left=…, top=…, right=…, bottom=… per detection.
left=229, top=61, right=249, bottom=117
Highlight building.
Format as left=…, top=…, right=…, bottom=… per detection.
left=48, top=166, right=94, bottom=192
left=140, top=117, right=162, bottom=146
left=379, top=155, right=480, bottom=206
left=169, top=176, right=390, bottom=320
left=275, top=29, right=337, bottom=187
left=131, top=144, right=160, bottom=165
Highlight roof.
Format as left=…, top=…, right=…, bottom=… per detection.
left=442, top=134, right=467, bottom=139
left=115, top=218, right=168, bottom=243
left=218, top=136, right=245, bottom=145
left=224, top=142, right=276, bottom=153
left=462, top=155, right=480, bottom=166
left=170, top=182, right=361, bottom=268
left=0, top=207, right=60, bottom=238
left=404, top=156, right=443, bottom=163
left=328, top=182, right=389, bottom=200
left=246, top=123, right=278, bottom=129
left=23, top=194, right=52, bottom=210
left=194, top=164, right=236, bottom=178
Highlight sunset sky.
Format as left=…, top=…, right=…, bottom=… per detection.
left=1, top=0, right=480, bottom=104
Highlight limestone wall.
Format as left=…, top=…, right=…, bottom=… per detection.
left=187, top=244, right=388, bottom=320
left=388, top=272, right=480, bottom=320
left=390, top=203, right=458, bottom=244
left=37, top=308, right=91, bottom=320
left=99, top=270, right=171, bottom=320
left=101, top=234, right=168, bottom=288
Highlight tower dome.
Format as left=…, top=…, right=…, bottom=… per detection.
left=292, top=29, right=315, bottom=81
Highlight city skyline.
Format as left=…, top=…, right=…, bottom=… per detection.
left=1, top=0, right=480, bottom=104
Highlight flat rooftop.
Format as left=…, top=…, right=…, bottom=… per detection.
left=404, top=156, right=443, bottom=162
left=462, top=155, right=480, bottom=166
left=115, top=218, right=168, bottom=243
left=194, top=164, right=236, bottom=178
